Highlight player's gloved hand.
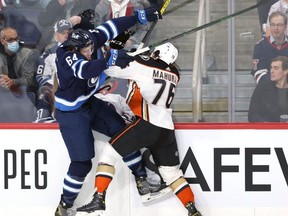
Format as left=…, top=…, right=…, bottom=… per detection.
left=78, top=9, right=95, bottom=21
left=114, top=49, right=135, bottom=69
left=110, top=30, right=131, bottom=50
left=105, top=48, right=118, bottom=66
left=76, top=9, right=95, bottom=30
left=135, top=6, right=162, bottom=24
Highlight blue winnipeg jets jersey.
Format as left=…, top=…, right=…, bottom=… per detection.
left=54, top=16, right=138, bottom=111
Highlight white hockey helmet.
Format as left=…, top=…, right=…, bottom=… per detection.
left=152, top=42, right=178, bottom=65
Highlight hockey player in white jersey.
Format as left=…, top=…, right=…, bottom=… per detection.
left=98, top=42, right=202, bottom=216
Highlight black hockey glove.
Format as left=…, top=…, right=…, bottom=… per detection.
left=114, top=49, right=134, bottom=69
left=135, top=6, right=162, bottom=24
left=109, top=30, right=131, bottom=50
left=75, top=9, right=95, bottom=30
left=78, top=9, right=95, bottom=20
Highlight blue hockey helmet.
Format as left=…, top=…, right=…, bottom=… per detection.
left=66, top=29, right=94, bottom=51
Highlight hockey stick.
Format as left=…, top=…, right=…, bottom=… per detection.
left=137, top=0, right=171, bottom=50
left=163, top=0, right=196, bottom=16
left=129, top=0, right=272, bottom=56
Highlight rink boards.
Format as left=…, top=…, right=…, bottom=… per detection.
left=0, top=123, right=288, bottom=216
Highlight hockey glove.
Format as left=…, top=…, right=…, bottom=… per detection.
left=78, top=9, right=95, bottom=21
left=75, top=9, right=95, bottom=30
left=114, top=49, right=135, bottom=69
left=110, top=30, right=131, bottom=50
left=135, top=6, right=162, bottom=25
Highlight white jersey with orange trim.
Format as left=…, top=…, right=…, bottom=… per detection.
left=104, top=55, right=180, bottom=130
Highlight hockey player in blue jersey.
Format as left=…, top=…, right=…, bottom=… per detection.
left=54, top=7, right=162, bottom=216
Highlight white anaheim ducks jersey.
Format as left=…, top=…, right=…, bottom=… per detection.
left=104, top=55, right=180, bottom=129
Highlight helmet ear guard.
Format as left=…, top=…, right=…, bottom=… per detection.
left=152, top=42, right=178, bottom=65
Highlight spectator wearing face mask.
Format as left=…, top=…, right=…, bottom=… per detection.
left=266, top=0, right=288, bottom=36
left=0, top=27, right=38, bottom=93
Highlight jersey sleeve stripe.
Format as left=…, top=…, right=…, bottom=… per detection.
left=71, top=59, right=88, bottom=79
left=96, top=20, right=118, bottom=40
left=96, top=26, right=111, bottom=39
left=106, top=20, right=118, bottom=39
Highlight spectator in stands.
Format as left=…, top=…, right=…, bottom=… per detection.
left=256, top=0, right=278, bottom=35
left=94, top=0, right=151, bottom=50
left=0, top=27, right=38, bottom=93
left=34, top=19, right=72, bottom=123
left=248, top=55, right=288, bottom=122
left=37, top=0, right=99, bottom=48
left=0, top=0, right=50, bottom=10
left=251, top=11, right=288, bottom=83
left=266, top=0, right=288, bottom=36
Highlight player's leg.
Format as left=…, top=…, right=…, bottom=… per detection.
left=122, top=150, right=162, bottom=200
left=140, top=148, right=172, bottom=202
left=76, top=144, right=119, bottom=214
left=55, top=107, right=95, bottom=216
left=76, top=98, right=159, bottom=214
left=153, top=129, right=202, bottom=216
left=55, top=160, right=93, bottom=216
left=109, top=117, right=173, bottom=202
left=90, top=97, right=156, bottom=187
